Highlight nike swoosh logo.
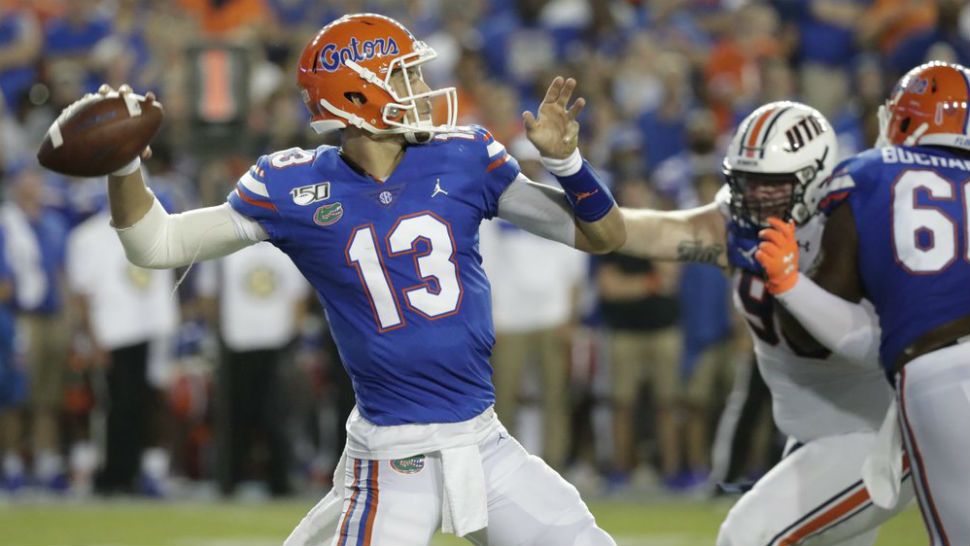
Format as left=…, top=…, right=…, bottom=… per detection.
left=571, top=189, right=599, bottom=204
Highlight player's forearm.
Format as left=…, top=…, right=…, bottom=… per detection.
left=618, top=208, right=683, bottom=260
left=114, top=199, right=265, bottom=269
left=775, top=275, right=880, bottom=364
left=618, top=203, right=727, bottom=266
left=107, top=162, right=155, bottom=228
left=575, top=206, right=625, bottom=254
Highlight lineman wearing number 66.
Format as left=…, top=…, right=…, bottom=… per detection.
left=759, top=61, right=970, bottom=545
left=617, top=99, right=914, bottom=545
left=65, top=13, right=624, bottom=546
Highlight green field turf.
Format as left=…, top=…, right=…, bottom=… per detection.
left=0, top=498, right=927, bottom=545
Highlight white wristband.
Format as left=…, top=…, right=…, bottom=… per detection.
left=540, top=148, right=583, bottom=177
left=111, top=156, right=141, bottom=177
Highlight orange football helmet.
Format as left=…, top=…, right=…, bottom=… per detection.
left=878, top=61, right=970, bottom=150
left=296, top=13, right=457, bottom=143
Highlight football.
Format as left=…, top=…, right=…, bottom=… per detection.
left=36, top=91, right=163, bottom=177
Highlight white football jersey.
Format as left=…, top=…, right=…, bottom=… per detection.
left=725, top=206, right=893, bottom=441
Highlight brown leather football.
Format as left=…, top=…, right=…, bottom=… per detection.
left=36, top=92, right=163, bottom=177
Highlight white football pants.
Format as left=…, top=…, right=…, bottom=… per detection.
left=284, top=427, right=614, bottom=546
left=717, top=431, right=914, bottom=545
left=897, top=341, right=970, bottom=546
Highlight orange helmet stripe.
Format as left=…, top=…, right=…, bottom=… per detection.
left=742, top=106, right=778, bottom=158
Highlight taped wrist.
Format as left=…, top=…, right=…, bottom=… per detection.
left=541, top=150, right=615, bottom=223
left=111, top=156, right=141, bottom=177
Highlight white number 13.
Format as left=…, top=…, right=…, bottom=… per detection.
left=346, top=212, right=462, bottom=331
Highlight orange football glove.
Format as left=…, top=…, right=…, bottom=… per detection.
left=755, top=217, right=799, bottom=295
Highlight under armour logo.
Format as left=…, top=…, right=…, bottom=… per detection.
left=432, top=178, right=448, bottom=198
left=798, top=240, right=811, bottom=252
left=571, top=188, right=599, bottom=204
left=740, top=246, right=758, bottom=264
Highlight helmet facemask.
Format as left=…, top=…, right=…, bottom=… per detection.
left=381, top=43, right=457, bottom=143
left=876, top=100, right=930, bottom=148
left=725, top=144, right=829, bottom=229
left=726, top=170, right=800, bottom=228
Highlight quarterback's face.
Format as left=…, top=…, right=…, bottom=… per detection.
left=389, top=66, right=433, bottom=117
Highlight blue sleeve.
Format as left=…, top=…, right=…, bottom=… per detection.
left=471, top=126, right=521, bottom=219
left=226, top=156, right=284, bottom=241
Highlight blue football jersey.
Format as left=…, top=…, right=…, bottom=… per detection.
left=228, top=126, right=520, bottom=425
left=819, top=145, right=970, bottom=372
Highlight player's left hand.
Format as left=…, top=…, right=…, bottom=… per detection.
left=522, top=76, right=586, bottom=159
left=98, top=83, right=156, bottom=161
left=756, top=217, right=799, bottom=295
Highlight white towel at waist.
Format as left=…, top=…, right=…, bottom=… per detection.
left=338, top=406, right=498, bottom=537
left=861, top=398, right=904, bottom=509
left=344, top=405, right=500, bottom=460
left=440, top=443, right=488, bottom=536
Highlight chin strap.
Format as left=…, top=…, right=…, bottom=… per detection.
left=903, top=122, right=929, bottom=146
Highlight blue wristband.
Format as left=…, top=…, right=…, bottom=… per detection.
left=553, top=160, right=616, bottom=223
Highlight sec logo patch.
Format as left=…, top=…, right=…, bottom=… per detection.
left=390, top=455, right=425, bottom=475
left=313, top=202, right=343, bottom=226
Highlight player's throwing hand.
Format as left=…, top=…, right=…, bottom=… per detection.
left=97, top=83, right=157, bottom=162
left=522, top=76, right=586, bottom=159
left=756, top=217, right=799, bottom=294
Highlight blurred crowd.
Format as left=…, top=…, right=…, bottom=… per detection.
left=0, top=0, right=968, bottom=499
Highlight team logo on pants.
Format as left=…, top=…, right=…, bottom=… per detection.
left=390, top=455, right=425, bottom=475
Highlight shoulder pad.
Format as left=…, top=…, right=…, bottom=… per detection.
left=814, top=150, right=883, bottom=215
left=714, top=184, right=732, bottom=219
left=433, top=125, right=513, bottom=167
left=261, top=147, right=317, bottom=177
left=431, top=125, right=485, bottom=143
left=837, top=147, right=885, bottom=175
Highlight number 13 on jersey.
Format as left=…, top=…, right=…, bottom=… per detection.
left=346, top=211, right=463, bottom=332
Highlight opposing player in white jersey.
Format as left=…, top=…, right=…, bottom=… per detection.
left=52, top=13, right=625, bottom=546
left=618, top=101, right=913, bottom=545
left=759, top=61, right=970, bottom=545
